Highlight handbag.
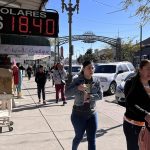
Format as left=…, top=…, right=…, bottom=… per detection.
left=61, top=79, right=66, bottom=85
left=138, top=122, right=150, bottom=150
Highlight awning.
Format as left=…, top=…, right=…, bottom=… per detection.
left=28, top=55, right=50, bottom=60
left=0, top=0, right=48, bottom=10
left=0, top=44, right=51, bottom=55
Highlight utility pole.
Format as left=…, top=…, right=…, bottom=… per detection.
left=54, top=38, right=57, bottom=64
left=61, top=0, right=80, bottom=84
left=57, top=39, right=60, bottom=62
left=140, top=24, right=143, bottom=61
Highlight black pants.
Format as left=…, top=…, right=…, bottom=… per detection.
left=27, top=73, right=31, bottom=80
left=37, top=85, right=45, bottom=100
left=123, top=120, right=142, bottom=150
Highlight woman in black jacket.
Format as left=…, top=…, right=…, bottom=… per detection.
left=35, top=65, right=47, bottom=104
left=123, top=59, right=150, bottom=150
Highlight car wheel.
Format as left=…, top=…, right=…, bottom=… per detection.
left=108, top=82, right=116, bottom=95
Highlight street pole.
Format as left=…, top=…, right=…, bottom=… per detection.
left=54, top=38, right=57, bottom=64
left=140, top=25, right=142, bottom=62
left=57, top=39, right=60, bottom=62
left=61, top=0, right=80, bottom=84
left=68, top=7, right=72, bottom=83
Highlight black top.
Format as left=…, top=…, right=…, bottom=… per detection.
left=27, top=67, right=32, bottom=73
left=124, top=76, right=150, bottom=122
left=84, top=77, right=93, bottom=84
left=35, top=72, right=47, bottom=86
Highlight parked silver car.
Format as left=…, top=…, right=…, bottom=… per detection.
left=115, top=72, right=136, bottom=103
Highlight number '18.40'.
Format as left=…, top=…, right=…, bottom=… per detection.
left=11, top=16, right=55, bottom=35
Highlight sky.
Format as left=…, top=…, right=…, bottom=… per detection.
left=45, top=0, right=150, bottom=59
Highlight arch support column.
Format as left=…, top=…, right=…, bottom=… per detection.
left=116, top=38, right=121, bottom=61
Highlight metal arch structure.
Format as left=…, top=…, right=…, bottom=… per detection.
left=58, top=34, right=122, bottom=61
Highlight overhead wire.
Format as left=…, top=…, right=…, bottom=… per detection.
left=91, top=0, right=119, bottom=9
left=90, top=0, right=126, bottom=14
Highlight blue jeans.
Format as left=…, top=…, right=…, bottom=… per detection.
left=123, top=120, right=142, bottom=150
left=71, top=111, right=98, bottom=150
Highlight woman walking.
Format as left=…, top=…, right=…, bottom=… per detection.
left=53, top=63, right=67, bottom=105
left=65, top=60, right=103, bottom=150
left=123, top=59, right=150, bottom=150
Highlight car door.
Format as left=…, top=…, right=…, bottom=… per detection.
left=121, top=64, right=131, bottom=79
left=116, top=65, right=124, bottom=85
left=116, top=63, right=133, bottom=85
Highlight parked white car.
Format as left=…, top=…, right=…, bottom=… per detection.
left=64, top=65, right=82, bottom=76
left=115, top=72, right=136, bottom=103
left=93, top=62, right=135, bottom=95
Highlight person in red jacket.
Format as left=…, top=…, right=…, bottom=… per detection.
left=12, top=64, right=19, bottom=95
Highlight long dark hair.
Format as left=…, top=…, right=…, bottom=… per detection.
left=136, top=59, right=150, bottom=79
left=139, top=59, right=150, bottom=69
left=79, top=60, right=93, bottom=75
left=127, top=59, right=150, bottom=96
left=54, top=63, right=60, bottom=70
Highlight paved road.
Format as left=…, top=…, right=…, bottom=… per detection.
left=0, top=77, right=127, bottom=150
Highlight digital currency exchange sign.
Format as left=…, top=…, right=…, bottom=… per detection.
left=0, top=7, right=59, bottom=37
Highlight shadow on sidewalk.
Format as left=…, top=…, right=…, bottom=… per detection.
left=23, top=91, right=55, bottom=97
left=45, top=91, right=56, bottom=94
left=22, top=87, right=37, bottom=90
left=13, top=99, right=67, bottom=112
left=81, top=124, right=123, bottom=142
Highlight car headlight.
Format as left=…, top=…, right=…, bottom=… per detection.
left=100, top=77, right=108, bottom=82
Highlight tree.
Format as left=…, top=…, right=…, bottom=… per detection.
left=77, top=55, right=84, bottom=64
left=85, top=48, right=93, bottom=55
left=121, top=39, right=140, bottom=61
left=76, top=48, right=98, bottom=63
left=122, top=0, right=150, bottom=23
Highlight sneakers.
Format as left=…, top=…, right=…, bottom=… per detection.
left=63, top=101, right=67, bottom=105
left=43, top=100, right=46, bottom=105
left=56, top=100, right=67, bottom=105
left=38, top=100, right=46, bottom=105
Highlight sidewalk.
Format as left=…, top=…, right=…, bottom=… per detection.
left=0, top=77, right=126, bottom=150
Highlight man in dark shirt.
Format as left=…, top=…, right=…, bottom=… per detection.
left=35, top=65, right=47, bottom=104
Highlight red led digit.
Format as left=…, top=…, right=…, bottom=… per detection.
left=12, top=16, right=15, bottom=32
left=19, top=16, right=28, bottom=33
left=33, top=18, right=42, bottom=33
left=45, top=19, right=54, bottom=35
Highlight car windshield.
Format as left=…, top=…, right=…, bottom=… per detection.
left=64, top=66, right=81, bottom=72
left=72, top=67, right=81, bottom=72
left=94, top=65, right=116, bottom=73
left=127, top=63, right=135, bottom=71
left=64, top=66, right=68, bottom=71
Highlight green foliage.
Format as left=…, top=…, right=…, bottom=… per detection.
left=85, top=48, right=93, bottom=55
left=76, top=48, right=114, bottom=63
left=121, top=39, right=140, bottom=61
left=122, top=0, right=150, bottom=23
left=76, top=48, right=96, bottom=63
left=77, top=55, right=84, bottom=64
